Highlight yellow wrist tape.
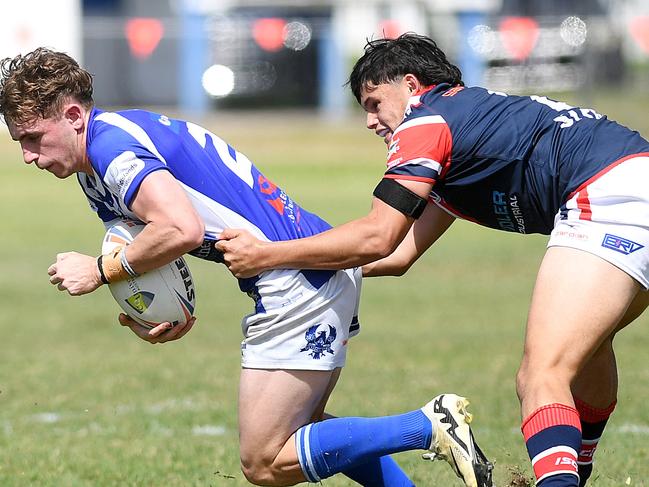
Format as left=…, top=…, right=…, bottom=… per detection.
left=100, top=246, right=130, bottom=283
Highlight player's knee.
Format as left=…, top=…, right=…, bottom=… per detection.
left=240, top=451, right=282, bottom=486
left=240, top=459, right=271, bottom=486
left=515, top=356, right=533, bottom=401
left=516, top=355, right=575, bottom=401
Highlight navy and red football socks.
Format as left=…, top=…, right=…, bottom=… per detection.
left=522, top=403, right=582, bottom=486
left=574, top=397, right=616, bottom=487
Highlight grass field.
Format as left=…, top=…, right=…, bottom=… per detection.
left=2, top=92, right=649, bottom=486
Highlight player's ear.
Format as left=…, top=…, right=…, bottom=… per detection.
left=63, top=103, right=86, bottom=131
left=403, top=73, right=421, bottom=94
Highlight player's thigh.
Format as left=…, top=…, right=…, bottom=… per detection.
left=614, top=287, right=649, bottom=333
left=238, top=367, right=340, bottom=458
left=523, top=246, right=641, bottom=375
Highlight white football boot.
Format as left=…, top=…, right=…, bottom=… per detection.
left=421, top=394, right=494, bottom=487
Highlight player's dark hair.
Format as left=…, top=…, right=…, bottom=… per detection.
left=348, top=33, right=463, bottom=104
left=0, top=47, right=94, bottom=126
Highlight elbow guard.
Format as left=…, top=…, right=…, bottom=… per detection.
left=373, top=178, right=428, bottom=219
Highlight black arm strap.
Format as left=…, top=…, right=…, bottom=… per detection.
left=373, top=178, right=428, bottom=219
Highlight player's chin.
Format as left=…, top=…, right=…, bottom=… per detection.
left=49, top=166, right=70, bottom=179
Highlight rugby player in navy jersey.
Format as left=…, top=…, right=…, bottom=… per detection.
left=1, top=47, right=494, bottom=487
left=217, top=33, right=649, bottom=487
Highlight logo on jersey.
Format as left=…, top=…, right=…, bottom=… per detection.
left=602, top=234, right=644, bottom=255
left=300, top=324, right=336, bottom=359
left=258, top=174, right=300, bottom=225
left=492, top=190, right=526, bottom=233
left=105, top=151, right=145, bottom=198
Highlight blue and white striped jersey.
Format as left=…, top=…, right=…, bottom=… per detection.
left=78, top=108, right=335, bottom=298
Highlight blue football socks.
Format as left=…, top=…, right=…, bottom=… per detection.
left=342, top=455, right=415, bottom=487
left=295, top=409, right=432, bottom=483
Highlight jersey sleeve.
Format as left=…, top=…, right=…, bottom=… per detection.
left=88, top=112, right=169, bottom=209
left=385, top=114, right=453, bottom=185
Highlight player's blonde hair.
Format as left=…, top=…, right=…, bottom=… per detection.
left=0, top=47, right=94, bottom=126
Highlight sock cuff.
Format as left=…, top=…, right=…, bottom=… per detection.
left=522, top=403, right=581, bottom=441
left=295, top=423, right=322, bottom=482
left=574, top=397, right=617, bottom=423
left=401, top=410, right=432, bottom=451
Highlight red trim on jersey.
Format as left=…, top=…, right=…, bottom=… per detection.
left=413, top=85, right=436, bottom=97
left=522, top=403, right=581, bottom=441
left=576, top=187, right=592, bottom=221
left=387, top=118, right=452, bottom=177
left=574, top=398, right=616, bottom=423
left=383, top=174, right=436, bottom=184
left=567, top=151, right=649, bottom=199
left=442, top=86, right=465, bottom=97
left=439, top=160, right=453, bottom=179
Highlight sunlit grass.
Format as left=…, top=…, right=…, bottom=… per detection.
left=1, top=97, right=648, bottom=486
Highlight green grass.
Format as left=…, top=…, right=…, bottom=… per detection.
left=1, top=97, right=649, bottom=486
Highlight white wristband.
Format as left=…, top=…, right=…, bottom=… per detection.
left=120, top=249, right=140, bottom=277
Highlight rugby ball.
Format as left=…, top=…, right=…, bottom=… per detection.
left=102, top=220, right=196, bottom=329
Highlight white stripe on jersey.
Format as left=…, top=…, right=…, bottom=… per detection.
left=387, top=156, right=442, bottom=173
left=180, top=182, right=270, bottom=242
left=187, top=122, right=254, bottom=188
left=95, top=112, right=168, bottom=165
left=393, top=114, right=446, bottom=137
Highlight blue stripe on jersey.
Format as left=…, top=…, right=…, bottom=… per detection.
left=83, top=107, right=332, bottom=242
left=81, top=108, right=336, bottom=293
left=388, top=164, right=437, bottom=181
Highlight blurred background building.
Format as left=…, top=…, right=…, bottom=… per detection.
left=2, top=0, right=649, bottom=116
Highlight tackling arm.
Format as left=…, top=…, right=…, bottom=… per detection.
left=362, top=202, right=455, bottom=277
left=217, top=179, right=433, bottom=278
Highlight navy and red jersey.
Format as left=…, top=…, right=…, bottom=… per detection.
left=385, top=84, right=649, bottom=234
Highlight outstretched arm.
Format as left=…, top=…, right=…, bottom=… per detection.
left=217, top=179, right=433, bottom=278
left=218, top=196, right=412, bottom=277
left=362, top=202, right=455, bottom=277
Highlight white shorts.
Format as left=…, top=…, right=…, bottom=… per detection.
left=240, top=267, right=362, bottom=370
left=548, top=156, right=649, bottom=289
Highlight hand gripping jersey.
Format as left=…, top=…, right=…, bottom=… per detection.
left=385, top=84, right=649, bottom=235
left=78, top=108, right=335, bottom=305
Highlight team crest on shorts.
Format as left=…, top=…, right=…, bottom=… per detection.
left=601, top=234, right=644, bottom=255
left=300, top=324, right=337, bottom=359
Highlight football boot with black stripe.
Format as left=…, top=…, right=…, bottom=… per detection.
left=421, top=393, right=494, bottom=487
